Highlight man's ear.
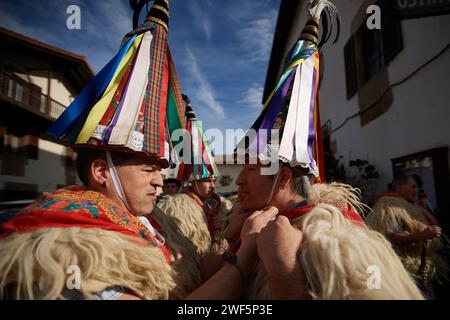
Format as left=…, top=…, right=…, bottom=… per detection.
left=90, top=159, right=109, bottom=186
left=279, top=165, right=293, bottom=190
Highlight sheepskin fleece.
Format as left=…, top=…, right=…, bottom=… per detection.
left=149, top=207, right=203, bottom=298
left=244, top=183, right=424, bottom=300
left=366, top=196, right=448, bottom=282
left=0, top=227, right=175, bottom=300
left=157, top=194, right=232, bottom=257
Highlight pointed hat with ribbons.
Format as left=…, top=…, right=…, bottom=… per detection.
left=47, top=0, right=185, bottom=168
left=176, top=95, right=219, bottom=182
left=236, top=0, right=340, bottom=182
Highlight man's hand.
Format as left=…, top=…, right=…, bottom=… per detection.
left=238, top=206, right=279, bottom=255
left=256, top=215, right=303, bottom=279
left=418, top=226, right=441, bottom=240
left=256, top=216, right=309, bottom=299
left=223, top=201, right=252, bottom=245
left=388, top=225, right=442, bottom=245
left=212, top=215, right=225, bottom=229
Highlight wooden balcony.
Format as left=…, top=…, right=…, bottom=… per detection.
left=0, top=71, right=66, bottom=121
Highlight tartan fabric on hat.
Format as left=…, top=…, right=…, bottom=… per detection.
left=167, top=48, right=186, bottom=130
left=47, top=0, right=186, bottom=168
left=143, top=24, right=167, bottom=155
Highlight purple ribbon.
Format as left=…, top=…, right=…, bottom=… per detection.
left=102, top=70, right=133, bottom=144
left=249, top=69, right=296, bottom=155
left=307, top=67, right=317, bottom=168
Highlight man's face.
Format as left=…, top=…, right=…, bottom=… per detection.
left=396, top=177, right=418, bottom=203
left=236, top=164, right=274, bottom=211
left=193, top=178, right=216, bottom=199
left=116, top=155, right=163, bottom=215
left=163, top=182, right=179, bottom=195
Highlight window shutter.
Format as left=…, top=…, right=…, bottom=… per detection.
left=381, top=0, right=403, bottom=64
left=344, top=36, right=358, bottom=99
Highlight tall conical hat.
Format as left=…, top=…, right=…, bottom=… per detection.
left=176, top=95, right=219, bottom=182
left=47, top=0, right=185, bottom=168
left=236, top=0, right=340, bottom=182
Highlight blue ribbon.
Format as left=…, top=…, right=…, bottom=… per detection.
left=47, top=34, right=137, bottom=139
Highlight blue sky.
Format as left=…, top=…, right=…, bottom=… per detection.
left=0, top=0, right=280, bottom=155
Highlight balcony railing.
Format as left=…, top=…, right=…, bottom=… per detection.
left=0, top=71, right=67, bottom=120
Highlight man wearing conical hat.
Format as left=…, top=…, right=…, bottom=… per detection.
left=229, top=0, right=424, bottom=299
left=158, top=95, right=233, bottom=262
left=0, top=0, right=273, bottom=300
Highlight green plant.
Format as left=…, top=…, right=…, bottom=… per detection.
left=347, top=158, right=379, bottom=203
left=325, top=153, right=379, bottom=204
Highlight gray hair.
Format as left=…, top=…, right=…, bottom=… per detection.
left=289, top=165, right=313, bottom=199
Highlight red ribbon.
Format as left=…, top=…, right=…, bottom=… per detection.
left=281, top=203, right=365, bottom=227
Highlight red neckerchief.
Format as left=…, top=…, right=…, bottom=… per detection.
left=281, top=204, right=315, bottom=219
left=0, top=186, right=172, bottom=264
left=232, top=201, right=365, bottom=254
left=281, top=202, right=365, bottom=227
left=183, top=188, right=221, bottom=238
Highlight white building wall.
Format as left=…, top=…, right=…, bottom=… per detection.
left=1, top=47, right=83, bottom=200
left=15, top=72, right=76, bottom=106
left=161, top=160, right=242, bottom=194
left=49, top=75, right=76, bottom=106
left=0, top=138, right=80, bottom=194
left=215, top=163, right=242, bottom=193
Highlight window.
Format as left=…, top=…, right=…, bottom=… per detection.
left=344, top=0, right=403, bottom=99
left=15, top=83, right=23, bottom=102
left=362, top=27, right=384, bottom=82
left=7, top=79, right=14, bottom=98
left=40, top=95, right=47, bottom=113
left=219, top=175, right=232, bottom=187
left=11, top=136, right=19, bottom=150
left=344, top=37, right=357, bottom=99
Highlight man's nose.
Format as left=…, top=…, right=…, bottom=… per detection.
left=236, top=170, right=245, bottom=186
left=152, top=171, right=164, bottom=188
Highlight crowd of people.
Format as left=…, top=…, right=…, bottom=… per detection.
left=0, top=0, right=448, bottom=300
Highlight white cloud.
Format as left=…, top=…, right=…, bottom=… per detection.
left=242, top=84, right=264, bottom=108
left=187, top=0, right=213, bottom=41
left=238, top=10, right=277, bottom=62
left=0, top=0, right=133, bottom=73
left=0, top=7, right=60, bottom=44
left=76, top=0, right=131, bottom=69
left=184, top=46, right=225, bottom=118
left=200, top=19, right=212, bottom=41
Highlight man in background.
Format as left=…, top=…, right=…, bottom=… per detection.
left=366, top=174, right=448, bottom=298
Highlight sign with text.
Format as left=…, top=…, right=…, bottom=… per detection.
left=394, top=0, right=450, bottom=19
